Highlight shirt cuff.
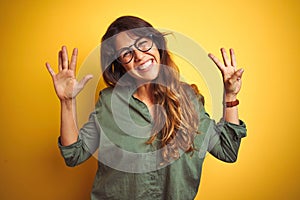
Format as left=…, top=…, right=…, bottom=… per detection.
left=58, top=137, right=82, bottom=158
left=224, top=119, right=247, bottom=139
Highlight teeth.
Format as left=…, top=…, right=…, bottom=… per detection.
left=138, top=60, right=152, bottom=70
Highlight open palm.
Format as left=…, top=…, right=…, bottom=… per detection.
left=208, top=48, right=244, bottom=97
left=46, top=46, right=93, bottom=101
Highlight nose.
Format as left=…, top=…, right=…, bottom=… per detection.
left=133, top=48, right=145, bottom=62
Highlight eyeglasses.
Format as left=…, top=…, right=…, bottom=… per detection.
left=116, top=34, right=154, bottom=64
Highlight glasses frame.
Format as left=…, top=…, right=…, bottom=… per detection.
left=116, top=34, right=154, bottom=64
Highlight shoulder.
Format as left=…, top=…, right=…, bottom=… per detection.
left=94, top=87, right=114, bottom=108
left=99, top=86, right=133, bottom=97
left=99, top=87, right=114, bottom=97
left=97, top=86, right=132, bottom=105
left=180, top=82, right=205, bottom=106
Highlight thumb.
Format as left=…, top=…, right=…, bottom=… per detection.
left=78, top=74, right=93, bottom=88
left=233, top=68, right=244, bottom=81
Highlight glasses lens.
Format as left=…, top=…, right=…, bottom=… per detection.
left=117, top=48, right=133, bottom=64
left=116, top=35, right=154, bottom=64
left=136, top=36, right=153, bottom=52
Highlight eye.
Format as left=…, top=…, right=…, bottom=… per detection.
left=119, top=48, right=132, bottom=58
left=136, top=37, right=152, bottom=51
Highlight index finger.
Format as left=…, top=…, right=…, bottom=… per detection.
left=208, top=53, right=225, bottom=72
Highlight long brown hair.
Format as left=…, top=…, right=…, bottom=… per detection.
left=100, top=16, right=202, bottom=162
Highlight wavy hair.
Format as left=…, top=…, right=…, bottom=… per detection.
left=100, top=16, right=203, bottom=162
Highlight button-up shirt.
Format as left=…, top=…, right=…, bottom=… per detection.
left=59, top=85, right=247, bottom=200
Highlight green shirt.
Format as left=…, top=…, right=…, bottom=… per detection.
left=59, top=85, right=247, bottom=200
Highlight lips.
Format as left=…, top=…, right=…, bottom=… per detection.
left=137, top=59, right=153, bottom=71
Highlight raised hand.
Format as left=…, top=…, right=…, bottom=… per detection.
left=46, top=46, right=93, bottom=101
left=208, top=48, right=244, bottom=99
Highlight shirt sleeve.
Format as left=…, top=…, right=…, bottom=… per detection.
left=58, top=100, right=102, bottom=167
left=196, top=94, right=247, bottom=163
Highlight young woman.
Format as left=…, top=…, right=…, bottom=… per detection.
left=46, top=16, right=246, bottom=200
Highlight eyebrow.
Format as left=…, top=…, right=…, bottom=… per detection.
left=116, top=43, right=135, bottom=53
left=115, top=34, right=151, bottom=52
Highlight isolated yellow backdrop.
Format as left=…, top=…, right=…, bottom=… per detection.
left=1, top=0, right=299, bottom=199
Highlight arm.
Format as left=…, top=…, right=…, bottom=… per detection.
left=195, top=97, right=246, bottom=163
left=46, top=46, right=93, bottom=146
left=60, top=99, right=78, bottom=146
left=196, top=48, right=246, bottom=162
left=208, top=48, right=244, bottom=125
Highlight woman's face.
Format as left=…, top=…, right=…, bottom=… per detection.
left=115, top=32, right=161, bottom=83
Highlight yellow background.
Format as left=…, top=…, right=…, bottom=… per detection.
left=0, top=0, right=299, bottom=199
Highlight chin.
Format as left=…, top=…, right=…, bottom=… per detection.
left=134, top=63, right=160, bottom=83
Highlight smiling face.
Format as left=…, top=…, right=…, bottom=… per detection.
left=115, top=32, right=161, bottom=84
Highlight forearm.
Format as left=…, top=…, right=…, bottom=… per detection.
left=60, top=99, right=79, bottom=146
left=223, top=95, right=239, bottom=125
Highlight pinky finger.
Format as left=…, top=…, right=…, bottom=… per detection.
left=230, top=48, right=237, bottom=68
left=45, top=62, right=55, bottom=78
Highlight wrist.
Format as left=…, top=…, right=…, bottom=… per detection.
left=224, top=93, right=237, bottom=102
left=60, top=99, right=76, bottom=110
left=224, top=99, right=239, bottom=108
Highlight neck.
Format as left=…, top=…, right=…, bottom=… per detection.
left=134, top=83, right=155, bottom=118
left=134, top=83, right=153, bottom=103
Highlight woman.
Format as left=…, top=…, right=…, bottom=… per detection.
left=46, top=16, right=246, bottom=200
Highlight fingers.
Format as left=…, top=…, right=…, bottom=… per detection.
left=61, top=46, right=69, bottom=70
left=58, top=50, right=63, bottom=71
left=237, top=68, right=244, bottom=79
left=221, top=48, right=231, bottom=67
left=59, top=46, right=78, bottom=71
left=233, top=68, right=244, bottom=81
left=229, top=48, right=237, bottom=67
left=69, top=48, right=78, bottom=71
left=208, top=53, right=225, bottom=72
left=45, top=62, right=55, bottom=78
left=209, top=48, right=238, bottom=70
